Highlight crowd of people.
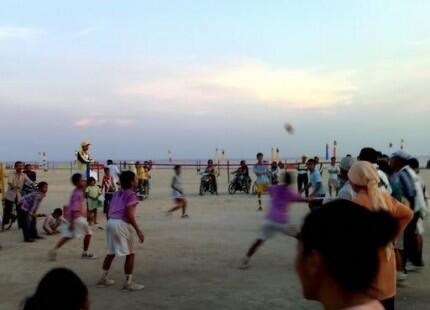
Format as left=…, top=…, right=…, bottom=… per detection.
left=0, top=145, right=428, bottom=310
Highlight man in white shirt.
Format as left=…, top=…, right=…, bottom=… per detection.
left=107, top=160, right=120, bottom=185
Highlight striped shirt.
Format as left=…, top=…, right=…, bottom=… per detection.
left=297, top=163, right=308, bottom=175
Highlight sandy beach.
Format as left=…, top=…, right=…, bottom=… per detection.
left=1, top=167, right=429, bottom=310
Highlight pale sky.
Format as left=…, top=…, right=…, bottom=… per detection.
left=1, top=0, right=430, bottom=161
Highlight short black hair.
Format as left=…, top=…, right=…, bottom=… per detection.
left=25, top=164, right=32, bottom=168
left=53, top=208, right=63, bottom=216
left=88, top=177, right=96, bottom=184
left=107, top=160, right=113, bottom=165
left=37, top=181, right=48, bottom=191
left=331, top=156, right=336, bottom=161
left=358, top=147, right=377, bottom=164
left=120, top=171, right=136, bottom=189
left=256, top=152, right=263, bottom=158
left=22, top=268, right=88, bottom=310
left=104, top=167, right=110, bottom=173
left=71, top=173, right=82, bottom=186
left=15, top=161, right=23, bottom=167
left=299, top=199, right=397, bottom=293
left=174, top=165, right=181, bottom=170
left=408, top=158, right=420, bottom=170
left=307, top=159, right=316, bottom=165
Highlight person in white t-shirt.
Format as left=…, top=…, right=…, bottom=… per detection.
left=107, top=160, right=120, bottom=185
left=328, top=157, right=340, bottom=197
left=167, top=166, right=188, bottom=218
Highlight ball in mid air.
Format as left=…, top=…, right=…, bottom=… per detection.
left=284, top=123, right=295, bottom=134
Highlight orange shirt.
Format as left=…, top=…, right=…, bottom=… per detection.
left=353, top=191, right=413, bottom=300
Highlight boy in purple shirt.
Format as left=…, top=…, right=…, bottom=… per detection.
left=98, top=171, right=145, bottom=291
left=240, top=172, right=311, bottom=269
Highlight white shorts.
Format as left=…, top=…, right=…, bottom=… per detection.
left=328, top=179, right=339, bottom=188
left=62, top=217, right=92, bottom=239
left=259, top=220, right=299, bottom=241
left=106, top=219, right=135, bottom=256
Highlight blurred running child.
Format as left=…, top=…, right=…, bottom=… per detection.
left=168, top=165, right=188, bottom=218
left=85, top=177, right=103, bottom=225
left=49, top=173, right=97, bottom=261
left=43, top=208, right=67, bottom=235
left=18, top=182, right=48, bottom=242
left=254, top=153, right=270, bottom=211
left=240, top=172, right=310, bottom=269
left=98, top=171, right=145, bottom=291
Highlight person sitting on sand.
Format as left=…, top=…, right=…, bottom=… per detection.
left=43, top=208, right=67, bottom=235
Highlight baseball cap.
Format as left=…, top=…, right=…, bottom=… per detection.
left=81, top=141, right=91, bottom=148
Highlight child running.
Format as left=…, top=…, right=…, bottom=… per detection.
left=240, top=172, right=310, bottom=269
left=85, top=177, right=103, bottom=225
left=18, top=182, right=48, bottom=242
left=49, top=173, right=97, bottom=261
left=43, top=208, right=67, bottom=235
left=167, top=165, right=189, bottom=218
left=98, top=171, right=145, bottom=291
left=253, top=153, right=271, bottom=211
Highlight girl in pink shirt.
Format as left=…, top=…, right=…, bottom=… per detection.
left=49, top=173, right=96, bottom=261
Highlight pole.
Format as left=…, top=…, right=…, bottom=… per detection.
left=0, top=162, right=5, bottom=198
left=325, top=144, right=329, bottom=160
left=97, top=162, right=100, bottom=181
left=70, top=161, right=73, bottom=176
left=227, top=160, right=230, bottom=183
left=333, top=140, right=337, bottom=159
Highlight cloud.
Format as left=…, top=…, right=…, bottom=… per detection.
left=74, top=118, right=135, bottom=128
left=0, top=27, right=43, bottom=40
left=118, top=61, right=357, bottom=108
left=74, top=26, right=98, bottom=38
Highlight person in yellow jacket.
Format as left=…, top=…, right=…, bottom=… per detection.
left=76, top=141, right=92, bottom=179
